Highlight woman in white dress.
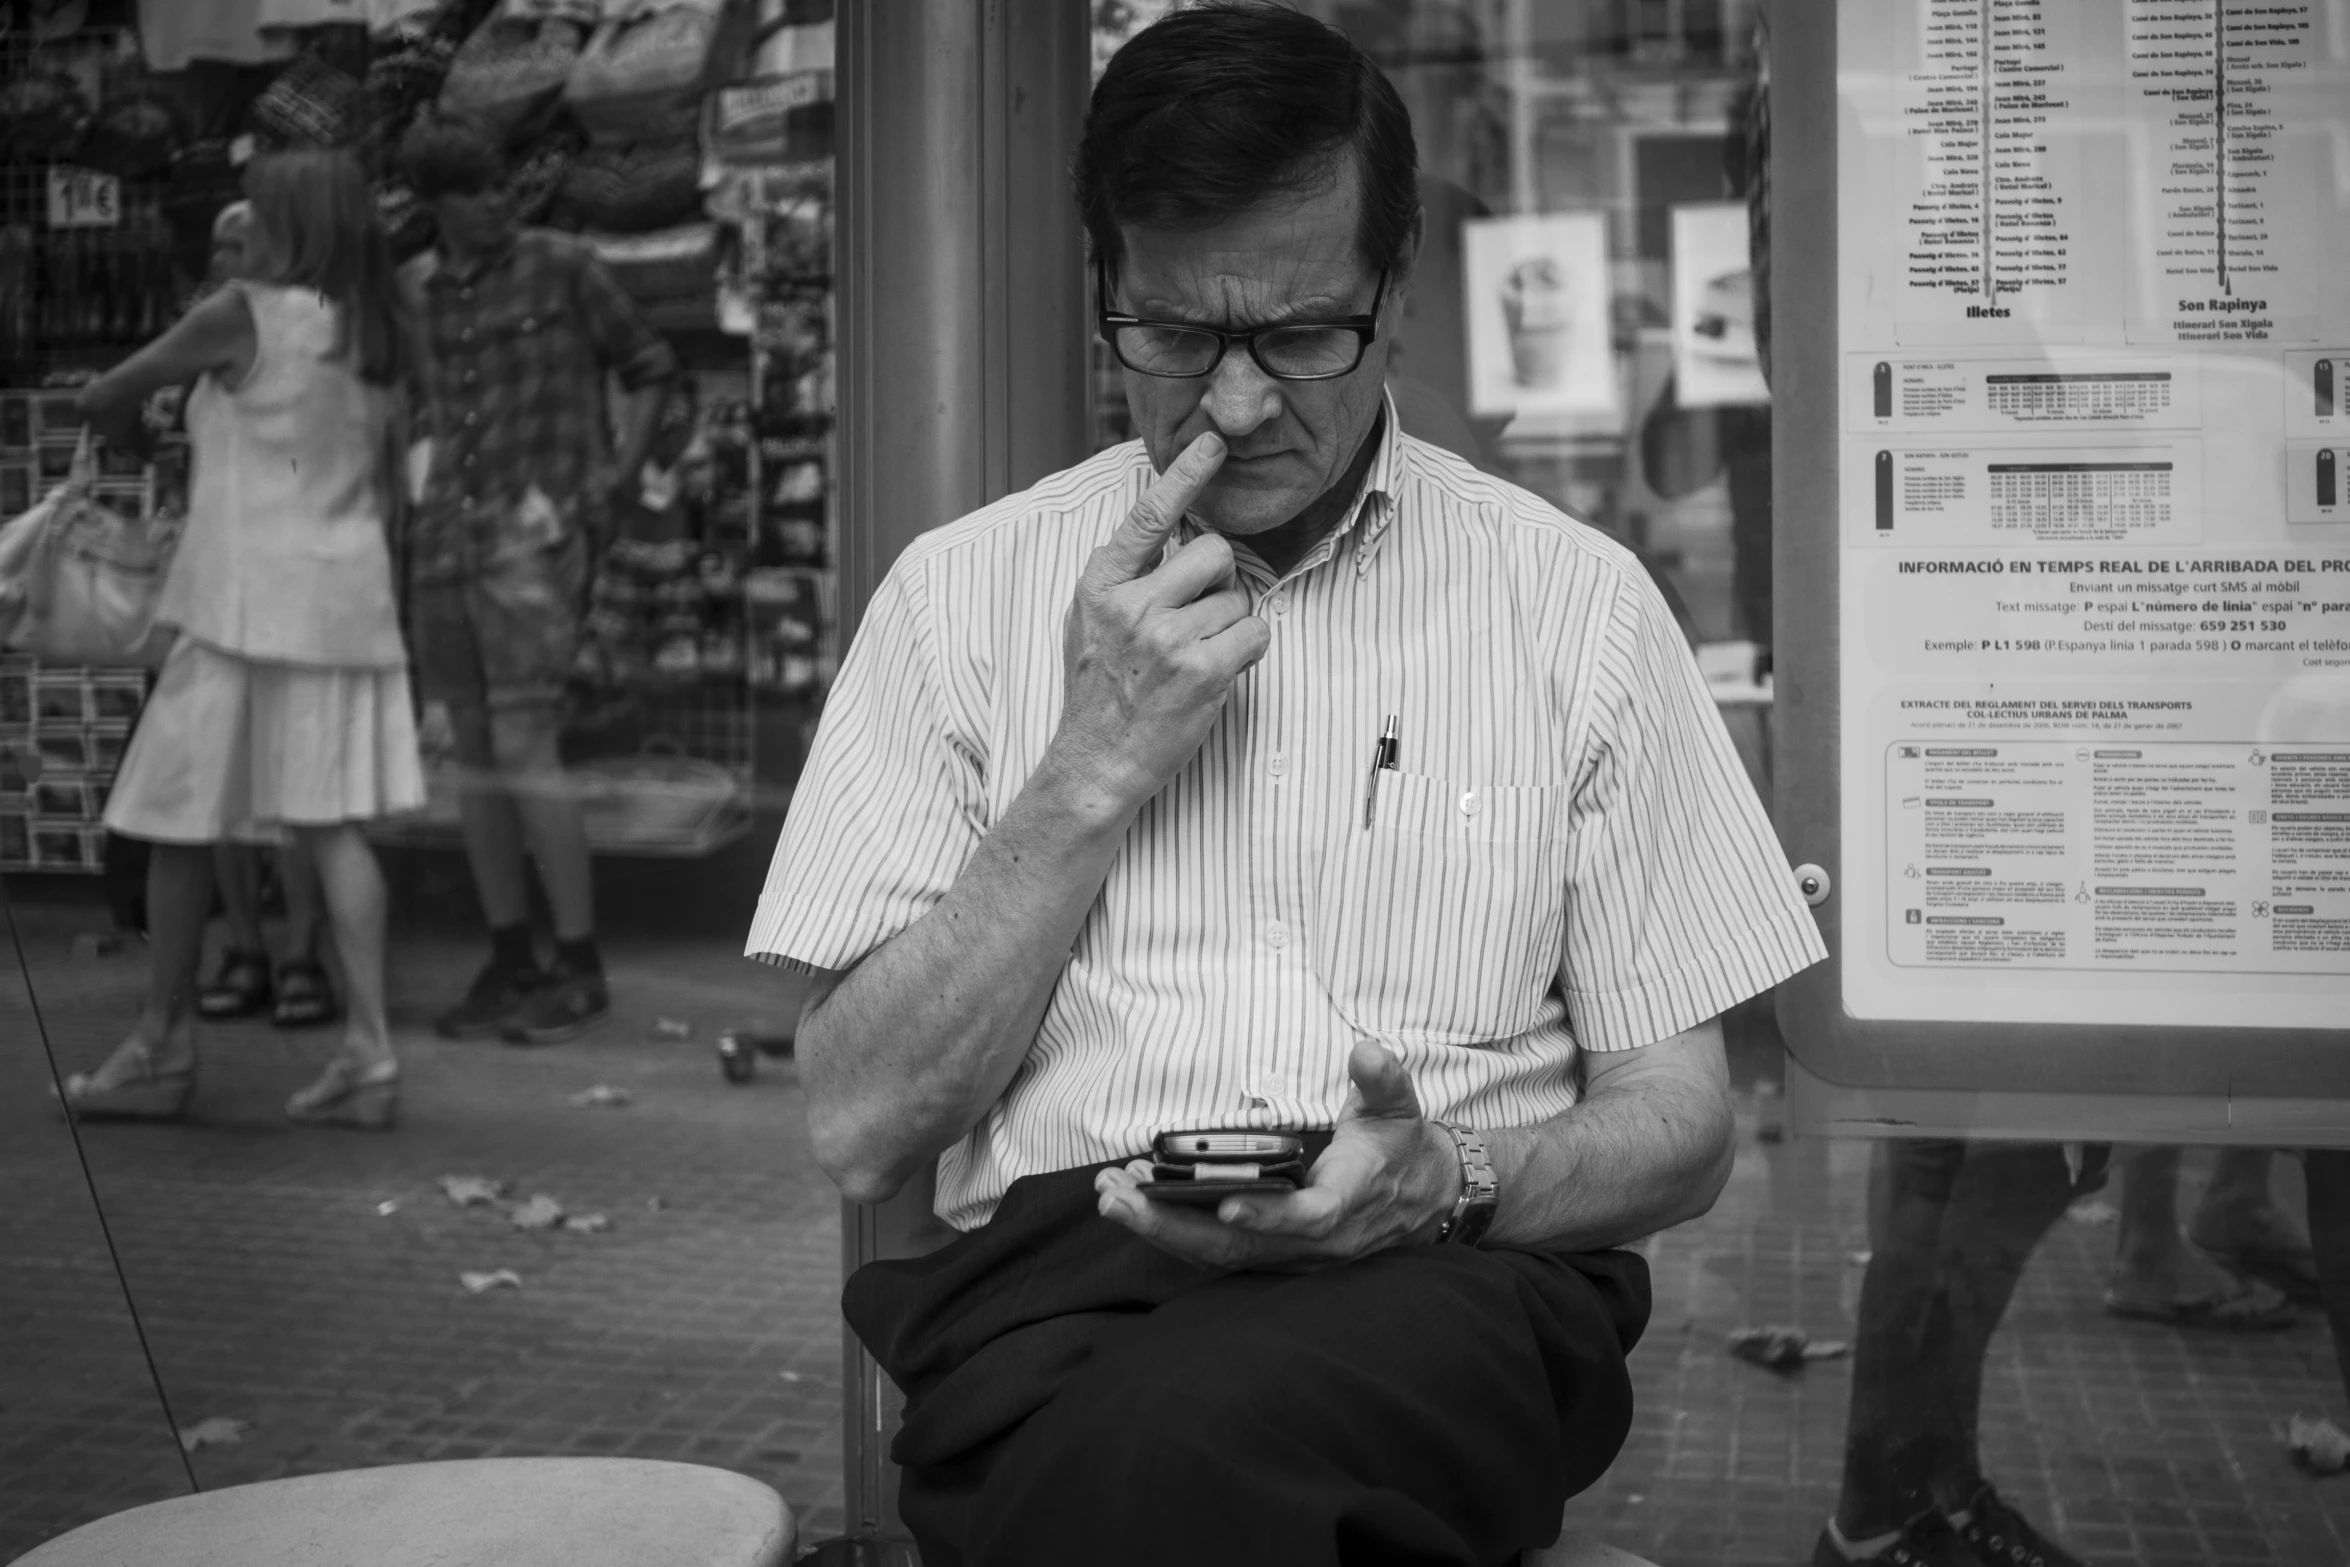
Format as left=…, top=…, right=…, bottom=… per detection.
left=61, top=150, right=423, bottom=1129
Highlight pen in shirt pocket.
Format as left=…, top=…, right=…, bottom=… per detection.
left=1362, top=713, right=1399, bottom=828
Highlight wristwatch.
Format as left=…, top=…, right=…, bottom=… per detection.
left=1433, top=1121, right=1498, bottom=1246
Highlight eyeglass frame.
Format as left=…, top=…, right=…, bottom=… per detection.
left=1094, top=259, right=1389, bottom=382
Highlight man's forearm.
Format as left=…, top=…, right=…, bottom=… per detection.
left=797, top=748, right=1142, bottom=1202
left=611, top=382, right=669, bottom=486
left=1479, top=1020, right=1736, bottom=1251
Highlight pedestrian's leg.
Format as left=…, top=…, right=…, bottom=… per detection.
left=452, top=701, right=533, bottom=930
left=213, top=840, right=265, bottom=954
left=197, top=840, right=273, bottom=1019
left=277, top=834, right=326, bottom=966
left=295, top=824, right=392, bottom=1071
left=1927, top=1143, right=2087, bottom=1510
left=87, top=843, right=211, bottom=1084
left=2306, top=1151, right=2350, bottom=1410
left=2108, top=1146, right=2294, bottom=1318
left=488, top=701, right=610, bottom=1043
left=490, top=703, right=594, bottom=945
left=284, top=823, right=399, bottom=1129
left=2189, top=1148, right=2318, bottom=1301
left=1833, top=1139, right=1966, bottom=1543
left=268, top=833, right=341, bottom=1027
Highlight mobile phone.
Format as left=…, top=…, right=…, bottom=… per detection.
left=1154, top=1131, right=1305, bottom=1164
left=1143, top=1129, right=1306, bottom=1205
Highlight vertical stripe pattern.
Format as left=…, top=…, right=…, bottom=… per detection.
left=748, top=396, right=1826, bottom=1230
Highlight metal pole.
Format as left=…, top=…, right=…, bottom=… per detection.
left=835, top=0, right=1092, bottom=651
left=831, top=0, right=1092, bottom=1543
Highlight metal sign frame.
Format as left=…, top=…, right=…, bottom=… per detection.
left=1767, top=1, right=2350, bottom=1141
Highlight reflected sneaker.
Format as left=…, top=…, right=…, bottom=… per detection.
left=1949, top=1484, right=2086, bottom=1567
left=500, top=962, right=610, bottom=1046
left=434, top=961, right=545, bottom=1040
left=1811, top=1510, right=1983, bottom=1567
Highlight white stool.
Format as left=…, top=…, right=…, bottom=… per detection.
left=14, top=1457, right=793, bottom=1567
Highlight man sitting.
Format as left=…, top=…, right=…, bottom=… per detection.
left=748, top=8, right=1824, bottom=1562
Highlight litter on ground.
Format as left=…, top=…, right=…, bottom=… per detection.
left=439, top=1175, right=509, bottom=1208
left=177, top=1416, right=252, bottom=1452
left=1728, top=1326, right=1850, bottom=1372
left=509, top=1194, right=566, bottom=1231
left=460, top=1270, right=523, bottom=1295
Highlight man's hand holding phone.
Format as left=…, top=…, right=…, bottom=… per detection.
left=1096, top=1038, right=1466, bottom=1272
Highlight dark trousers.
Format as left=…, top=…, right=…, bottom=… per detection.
left=845, top=1149, right=1651, bottom=1567
left=1839, top=1139, right=2110, bottom=1532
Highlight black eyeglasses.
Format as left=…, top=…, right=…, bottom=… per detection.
left=1096, top=262, right=1387, bottom=382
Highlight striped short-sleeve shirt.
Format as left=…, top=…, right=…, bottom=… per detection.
left=749, top=397, right=1825, bottom=1231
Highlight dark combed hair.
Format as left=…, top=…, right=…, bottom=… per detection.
left=1074, top=2, right=1420, bottom=288
left=397, top=112, right=508, bottom=201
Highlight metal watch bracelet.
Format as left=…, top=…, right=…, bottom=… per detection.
left=1433, top=1121, right=1498, bottom=1246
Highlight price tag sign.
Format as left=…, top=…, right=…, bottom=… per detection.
left=45, top=167, right=121, bottom=229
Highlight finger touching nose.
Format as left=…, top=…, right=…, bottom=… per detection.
left=1199, top=353, right=1281, bottom=439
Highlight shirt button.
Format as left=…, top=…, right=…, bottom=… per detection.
left=1269, top=750, right=1288, bottom=778
left=1269, top=591, right=1290, bottom=615
left=1459, top=790, right=1481, bottom=817
left=1266, top=921, right=1290, bottom=950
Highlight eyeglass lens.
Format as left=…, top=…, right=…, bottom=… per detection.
left=1111, top=323, right=1365, bottom=380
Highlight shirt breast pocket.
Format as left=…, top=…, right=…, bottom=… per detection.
left=1313, top=769, right=1572, bottom=1046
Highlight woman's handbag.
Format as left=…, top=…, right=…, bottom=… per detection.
left=437, top=0, right=599, bottom=146
left=564, top=0, right=753, bottom=144
left=0, top=434, right=177, bottom=669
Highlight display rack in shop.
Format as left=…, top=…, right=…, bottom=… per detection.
left=1, top=0, right=842, bottom=870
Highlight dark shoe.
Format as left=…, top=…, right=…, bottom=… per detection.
left=196, top=950, right=272, bottom=1020
left=1810, top=1511, right=1982, bottom=1567
left=271, top=958, right=341, bottom=1030
left=1949, top=1483, right=2087, bottom=1567
left=434, top=960, right=545, bottom=1040
left=500, top=963, right=609, bottom=1046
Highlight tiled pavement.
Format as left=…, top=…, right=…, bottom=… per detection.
left=6, top=886, right=2348, bottom=1565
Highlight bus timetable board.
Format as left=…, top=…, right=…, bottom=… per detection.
left=1775, top=0, right=2350, bottom=1119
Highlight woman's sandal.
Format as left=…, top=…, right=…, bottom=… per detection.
left=55, top=1041, right=195, bottom=1122
left=271, top=959, right=341, bottom=1031
left=285, top=1056, right=399, bottom=1131
left=196, top=950, right=273, bottom=1020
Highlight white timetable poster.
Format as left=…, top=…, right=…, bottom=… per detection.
left=1838, top=0, right=2350, bottom=1030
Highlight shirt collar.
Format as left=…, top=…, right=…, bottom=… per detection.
left=1167, top=385, right=1405, bottom=583
left=426, top=229, right=521, bottom=289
